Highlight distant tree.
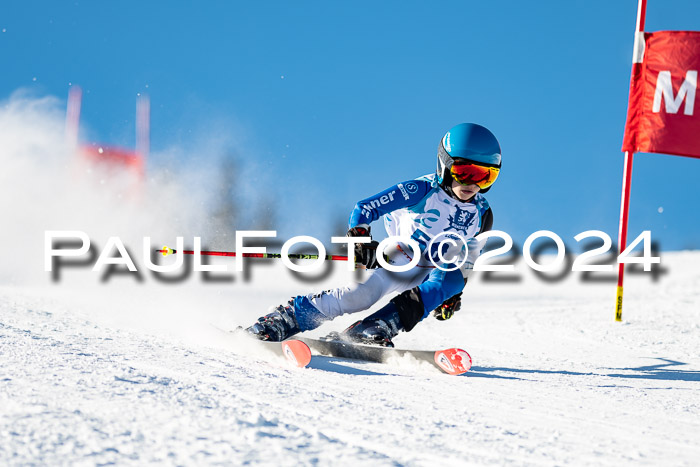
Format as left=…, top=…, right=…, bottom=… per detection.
left=209, top=153, right=240, bottom=248
left=252, top=194, right=277, bottom=231
left=210, top=151, right=279, bottom=244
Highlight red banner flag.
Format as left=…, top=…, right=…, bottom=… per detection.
left=622, top=31, right=700, bottom=159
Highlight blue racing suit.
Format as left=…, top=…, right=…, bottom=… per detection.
left=297, top=173, right=493, bottom=332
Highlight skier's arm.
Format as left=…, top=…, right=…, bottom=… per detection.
left=348, top=180, right=432, bottom=229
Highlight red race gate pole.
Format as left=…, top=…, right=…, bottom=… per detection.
left=616, top=0, right=648, bottom=322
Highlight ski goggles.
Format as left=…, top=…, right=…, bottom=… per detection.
left=450, top=161, right=500, bottom=189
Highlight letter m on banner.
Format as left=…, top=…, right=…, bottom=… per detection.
left=622, top=31, right=700, bottom=158
left=653, top=70, right=697, bottom=115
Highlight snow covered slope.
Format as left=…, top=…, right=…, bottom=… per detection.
left=1, top=251, right=699, bottom=466
left=1, top=94, right=698, bottom=465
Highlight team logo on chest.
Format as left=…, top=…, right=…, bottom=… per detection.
left=447, top=206, right=477, bottom=235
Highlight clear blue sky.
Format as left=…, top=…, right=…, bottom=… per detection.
left=3, top=1, right=700, bottom=251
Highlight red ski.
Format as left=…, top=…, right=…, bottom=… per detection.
left=213, top=326, right=312, bottom=368
left=433, top=348, right=472, bottom=375
left=279, top=339, right=312, bottom=368
left=300, top=338, right=471, bottom=375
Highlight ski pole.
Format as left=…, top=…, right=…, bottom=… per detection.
left=158, top=246, right=350, bottom=261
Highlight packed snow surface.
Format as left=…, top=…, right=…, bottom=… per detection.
left=1, top=96, right=698, bottom=464
left=1, top=252, right=699, bottom=466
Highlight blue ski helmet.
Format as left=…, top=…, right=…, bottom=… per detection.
left=437, top=123, right=502, bottom=194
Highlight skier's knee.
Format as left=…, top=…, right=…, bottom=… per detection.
left=441, top=269, right=464, bottom=299
left=416, top=268, right=464, bottom=312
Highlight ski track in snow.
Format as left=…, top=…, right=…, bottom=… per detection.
left=1, top=252, right=700, bottom=466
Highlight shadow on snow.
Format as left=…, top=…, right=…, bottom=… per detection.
left=471, top=358, right=700, bottom=383
left=307, top=356, right=392, bottom=376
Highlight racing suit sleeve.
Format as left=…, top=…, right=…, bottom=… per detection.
left=348, top=179, right=432, bottom=229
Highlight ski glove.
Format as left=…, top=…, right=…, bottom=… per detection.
left=347, top=226, right=380, bottom=269
left=433, top=292, right=462, bottom=321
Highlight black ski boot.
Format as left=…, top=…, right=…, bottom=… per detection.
left=341, top=302, right=404, bottom=347
left=246, top=299, right=301, bottom=342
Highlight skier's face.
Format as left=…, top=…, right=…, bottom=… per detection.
left=451, top=179, right=480, bottom=202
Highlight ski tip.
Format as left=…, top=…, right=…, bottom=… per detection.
left=434, top=348, right=472, bottom=375
left=281, top=340, right=312, bottom=368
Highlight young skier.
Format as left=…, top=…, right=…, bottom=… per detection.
left=246, top=123, right=500, bottom=347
